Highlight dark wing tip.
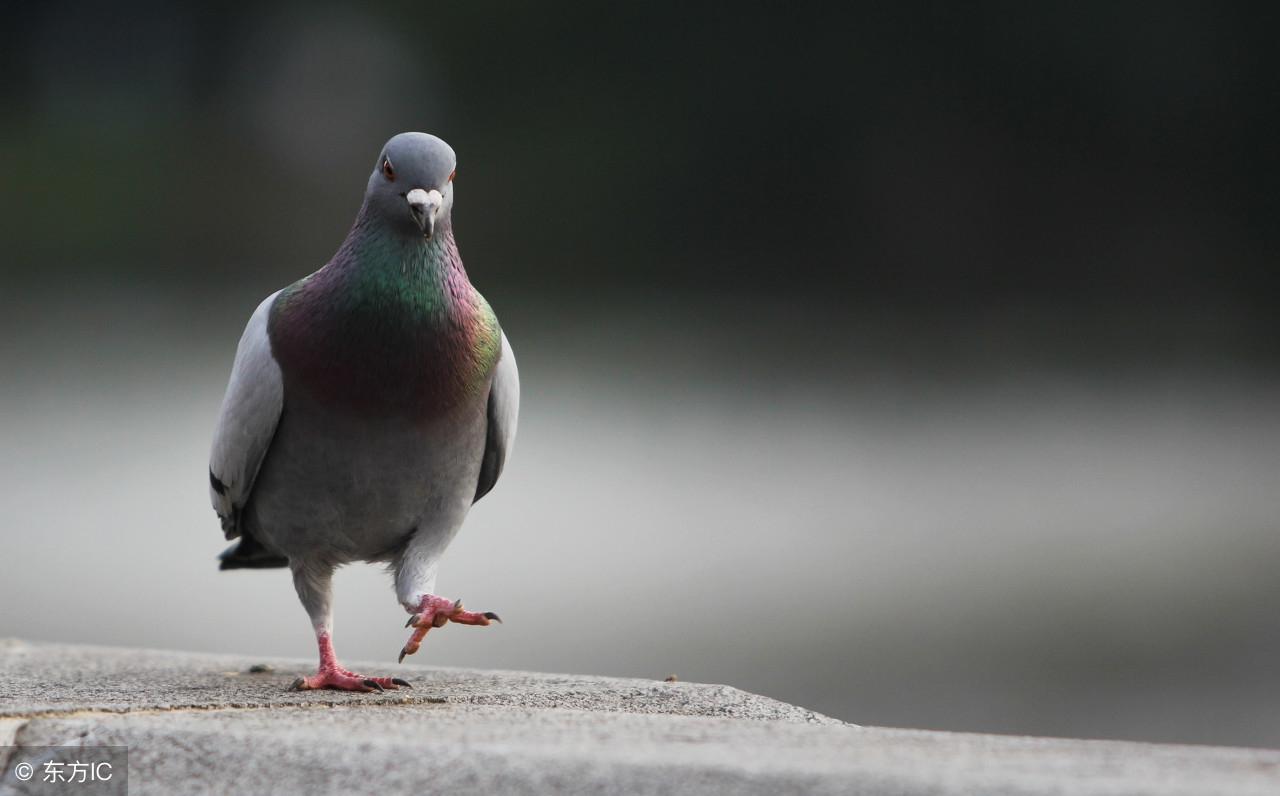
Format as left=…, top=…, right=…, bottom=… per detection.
left=473, top=385, right=505, bottom=503
left=210, top=469, right=229, bottom=496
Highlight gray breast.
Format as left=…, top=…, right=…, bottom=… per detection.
left=244, top=390, right=489, bottom=565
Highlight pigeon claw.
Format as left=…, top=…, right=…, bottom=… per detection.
left=398, top=594, right=501, bottom=662
left=292, top=667, right=407, bottom=693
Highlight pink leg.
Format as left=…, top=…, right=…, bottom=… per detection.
left=399, top=595, right=501, bottom=662
left=291, top=631, right=412, bottom=692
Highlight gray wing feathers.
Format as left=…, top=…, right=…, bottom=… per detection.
left=209, top=290, right=284, bottom=539
left=474, top=330, right=520, bottom=502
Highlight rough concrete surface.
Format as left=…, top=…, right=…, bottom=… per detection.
left=2, top=639, right=1279, bottom=795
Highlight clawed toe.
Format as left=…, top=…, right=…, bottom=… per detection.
left=397, top=594, right=501, bottom=662
left=292, top=669, right=406, bottom=692
left=296, top=632, right=409, bottom=692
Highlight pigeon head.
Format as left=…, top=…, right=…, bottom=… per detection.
left=365, top=132, right=458, bottom=241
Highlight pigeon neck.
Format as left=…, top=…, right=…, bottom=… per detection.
left=268, top=204, right=501, bottom=419
left=335, top=203, right=471, bottom=314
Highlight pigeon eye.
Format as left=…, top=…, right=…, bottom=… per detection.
left=381, top=158, right=396, bottom=181
left=448, top=169, right=456, bottom=182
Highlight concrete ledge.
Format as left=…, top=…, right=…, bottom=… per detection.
left=3, top=639, right=1279, bottom=795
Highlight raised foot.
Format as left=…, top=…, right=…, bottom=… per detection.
left=290, top=668, right=412, bottom=693
left=399, top=594, right=501, bottom=663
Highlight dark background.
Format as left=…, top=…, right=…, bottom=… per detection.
left=3, top=2, right=1279, bottom=747
left=4, top=3, right=1278, bottom=310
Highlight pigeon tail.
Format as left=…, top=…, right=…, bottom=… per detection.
left=218, top=532, right=289, bottom=570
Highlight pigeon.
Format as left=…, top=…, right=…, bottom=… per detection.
left=208, top=132, right=519, bottom=692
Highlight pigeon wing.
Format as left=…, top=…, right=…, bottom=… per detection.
left=474, top=330, right=520, bottom=503
left=209, top=290, right=284, bottom=539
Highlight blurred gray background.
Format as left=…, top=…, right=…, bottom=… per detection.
left=3, top=2, right=1279, bottom=748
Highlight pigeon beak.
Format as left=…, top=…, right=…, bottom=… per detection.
left=406, top=188, right=443, bottom=239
